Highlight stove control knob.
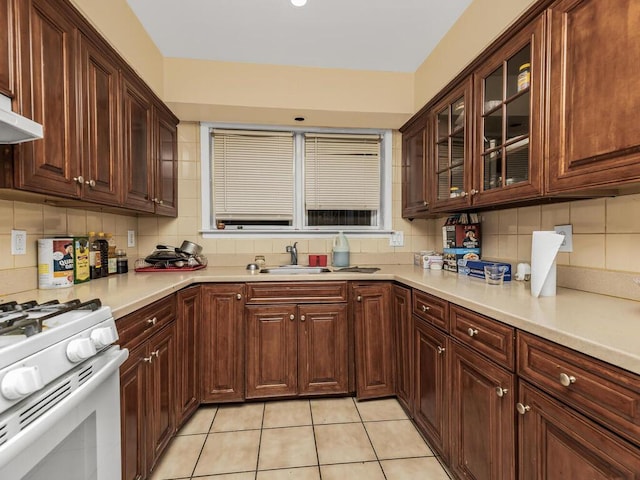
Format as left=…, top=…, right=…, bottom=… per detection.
left=1, top=366, right=44, bottom=400
left=66, top=338, right=97, bottom=363
left=90, top=326, right=118, bottom=349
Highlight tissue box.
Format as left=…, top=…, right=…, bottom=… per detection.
left=442, top=248, right=481, bottom=272
left=413, top=251, right=435, bottom=267
left=442, top=224, right=481, bottom=249
left=462, top=260, right=512, bottom=281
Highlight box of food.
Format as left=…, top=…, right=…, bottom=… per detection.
left=442, top=248, right=481, bottom=272
left=413, top=251, right=435, bottom=267
left=442, top=224, right=481, bottom=249
left=461, top=260, right=512, bottom=281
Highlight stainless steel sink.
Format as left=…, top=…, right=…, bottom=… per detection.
left=260, top=265, right=331, bottom=274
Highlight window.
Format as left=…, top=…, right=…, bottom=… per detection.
left=201, top=124, right=392, bottom=235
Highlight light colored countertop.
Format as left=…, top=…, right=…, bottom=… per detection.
left=4, top=265, right=639, bottom=376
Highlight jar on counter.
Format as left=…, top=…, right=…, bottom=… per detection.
left=517, top=63, right=531, bottom=92
left=116, top=249, right=129, bottom=274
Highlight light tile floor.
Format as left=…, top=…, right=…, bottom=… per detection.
left=150, top=397, right=451, bottom=480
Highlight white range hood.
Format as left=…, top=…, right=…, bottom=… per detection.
left=0, top=93, right=43, bottom=144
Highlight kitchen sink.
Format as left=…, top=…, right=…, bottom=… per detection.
left=260, top=266, right=331, bottom=274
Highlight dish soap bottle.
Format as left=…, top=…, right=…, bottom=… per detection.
left=332, top=231, right=350, bottom=267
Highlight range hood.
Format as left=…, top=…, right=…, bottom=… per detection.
left=0, top=94, right=43, bottom=144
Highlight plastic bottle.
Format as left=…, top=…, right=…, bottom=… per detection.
left=332, top=231, right=350, bottom=267
left=106, top=233, right=117, bottom=275
left=88, top=232, right=102, bottom=279
left=97, top=232, right=109, bottom=277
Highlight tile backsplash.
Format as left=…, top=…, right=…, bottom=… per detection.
left=0, top=122, right=638, bottom=299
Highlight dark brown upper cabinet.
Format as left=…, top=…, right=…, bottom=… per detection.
left=402, top=117, right=430, bottom=218
left=0, top=0, right=15, bottom=98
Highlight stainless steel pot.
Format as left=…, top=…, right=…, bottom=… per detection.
left=155, top=240, right=203, bottom=256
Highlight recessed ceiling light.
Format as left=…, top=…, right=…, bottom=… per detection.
left=291, top=0, right=307, bottom=7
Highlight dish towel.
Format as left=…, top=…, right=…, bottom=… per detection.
left=531, top=231, right=564, bottom=297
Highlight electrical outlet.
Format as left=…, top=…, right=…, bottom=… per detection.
left=11, top=230, right=27, bottom=255
left=389, top=231, right=404, bottom=247
left=127, top=230, right=136, bottom=248
left=554, top=224, right=573, bottom=252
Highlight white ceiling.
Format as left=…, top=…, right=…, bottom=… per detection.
left=126, top=0, right=473, bottom=73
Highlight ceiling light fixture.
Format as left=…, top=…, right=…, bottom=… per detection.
left=291, top=0, right=307, bottom=7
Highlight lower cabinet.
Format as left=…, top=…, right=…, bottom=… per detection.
left=119, top=322, right=176, bottom=480
left=176, top=285, right=201, bottom=426
left=245, top=302, right=348, bottom=399
left=353, top=282, right=394, bottom=399
left=449, top=340, right=516, bottom=480
left=392, top=284, right=413, bottom=412
left=200, top=284, right=245, bottom=402
left=413, top=317, right=449, bottom=460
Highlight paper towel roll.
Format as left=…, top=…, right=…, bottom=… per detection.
left=531, top=231, right=564, bottom=297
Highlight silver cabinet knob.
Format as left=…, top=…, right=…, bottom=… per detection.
left=85, top=179, right=96, bottom=187
left=357, top=295, right=362, bottom=302
left=516, top=403, right=530, bottom=415
left=467, top=328, right=478, bottom=337
left=300, top=315, right=306, bottom=322
left=73, top=176, right=84, bottom=184
left=495, top=387, right=508, bottom=397
left=460, top=191, right=468, bottom=198
left=421, top=305, right=430, bottom=312
left=146, top=317, right=157, bottom=326
left=559, top=373, right=576, bottom=387
left=236, top=293, right=242, bottom=300
left=423, top=201, right=428, bottom=206
left=470, top=189, right=478, bottom=196
left=143, top=355, right=153, bottom=363
left=289, top=314, right=295, bottom=321
left=436, top=346, right=445, bottom=354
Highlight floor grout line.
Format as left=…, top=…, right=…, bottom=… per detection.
left=254, top=402, right=266, bottom=480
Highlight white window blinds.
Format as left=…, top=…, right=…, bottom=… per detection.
left=304, top=133, right=381, bottom=211
left=213, top=129, right=294, bottom=221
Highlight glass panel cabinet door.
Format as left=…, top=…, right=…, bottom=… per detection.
left=430, top=78, right=472, bottom=211
left=473, top=15, right=544, bottom=207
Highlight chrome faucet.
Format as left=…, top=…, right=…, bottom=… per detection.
left=285, top=242, right=298, bottom=265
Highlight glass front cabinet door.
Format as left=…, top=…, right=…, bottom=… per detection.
left=430, top=78, right=473, bottom=212
left=472, top=15, right=544, bottom=207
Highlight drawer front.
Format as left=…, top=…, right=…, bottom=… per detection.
left=116, top=294, right=176, bottom=348
left=518, top=332, right=640, bottom=446
left=413, top=290, right=448, bottom=331
left=246, top=282, right=347, bottom=304
left=450, top=304, right=514, bottom=370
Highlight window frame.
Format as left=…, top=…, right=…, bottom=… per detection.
left=200, top=122, right=393, bottom=237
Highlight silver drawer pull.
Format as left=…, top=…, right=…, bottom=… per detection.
left=495, top=387, right=508, bottom=398
left=559, top=373, right=576, bottom=387
left=147, top=317, right=157, bottom=325
left=436, top=346, right=445, bottom=354
left=467, top=328, right=478, bottom=337
left=236, top=293, right=242, bottom=300
left=421, top=305, right=430, bottom=312
left=289, top=314, right=295, bottom=321
left=516, top=403, right=530, bottom=415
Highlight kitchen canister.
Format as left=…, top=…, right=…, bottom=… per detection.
left=37, top=238, right=75, bottom=289
left=332, top=231, right=350, bottom=267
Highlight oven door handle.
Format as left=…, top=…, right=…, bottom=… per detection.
left=0, top=346, right=129, bottom=470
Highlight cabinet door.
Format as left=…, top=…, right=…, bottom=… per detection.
left=414, top=318, right=449, bottom=460
left=120, top=343, right=147, bottom=480
left=518, top=382, right=640, bottom=480
left=15, top=0, right=79, bottom=197
left=0, top=0, right=14, bottom=97
left=473, top=15, right=544, bottom=206
left=200, top=284, right=245, bottom=402
left=246, top=304, right=298, bottom=399
left=450, top=341, right=515, bottom=480
left=298, top=303, right=348, bottom=396
left=402, top=121, right=430, bottom=218
left=393, top=285, right=413, bottom=412
left=147, top=324, right=176, bottom=472
left=78, top=33, right=120, bottom=205
left=176, top=286, right=200, bottom=426
left=430, top=78, right=473, bottom=212
left=353, top=283, right=394, bottom=400
left=547, top=0, right=640, bottom=193
left=153, top=106, right=178, bottom=216
left=122, top=74, right=153, bottom=212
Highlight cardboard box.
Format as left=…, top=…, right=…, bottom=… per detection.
left=442, top=248, right=481, bottom=272
left=442, top=224, right=481, bottom=249
left=461, top=260, right=512, bottom=281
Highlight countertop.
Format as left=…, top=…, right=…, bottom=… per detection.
left=4, top=265, right=639, bottom=376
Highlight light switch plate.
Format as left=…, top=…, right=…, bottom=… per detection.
left=11, top=230, right=27, bottom=255
left=127, top=230, right=136, bottom=248
left=389, top=231, right=404, bottom=247
left=554, top=224, right=573, bottom=252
